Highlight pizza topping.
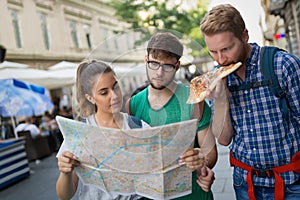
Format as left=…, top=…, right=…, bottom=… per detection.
left=187, top=62, right=242, bottom=104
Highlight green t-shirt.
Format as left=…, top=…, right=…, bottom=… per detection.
left=130, top=83, right=211, bottom=131
left=130, top=83, right=213, bottom=200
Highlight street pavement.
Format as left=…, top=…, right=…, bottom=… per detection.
left=211, top=143, right=235, bottom=200
left=0, top=143, right=235, bottom=200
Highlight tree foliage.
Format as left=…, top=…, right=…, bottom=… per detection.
left=108, top=0, right=209, bottom=57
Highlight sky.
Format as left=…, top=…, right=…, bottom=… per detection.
left=208, top=0, right=264, bottom=45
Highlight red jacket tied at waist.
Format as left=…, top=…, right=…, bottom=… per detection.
left=230, top=151, right=300, bottom=200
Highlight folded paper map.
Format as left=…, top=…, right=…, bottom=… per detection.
left=56, top=116, right=198, bottom=200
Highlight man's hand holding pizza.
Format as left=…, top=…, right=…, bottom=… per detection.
left=187, top=62, right=242, bottom=104
left=187, top=63, right=241, bottom=145
left=205, top=78, right=228, bottom=101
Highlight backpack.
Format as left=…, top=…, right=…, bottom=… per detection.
left=227, top=46, right=290, bottom=120
left=128, top=115, right=143, bottom=129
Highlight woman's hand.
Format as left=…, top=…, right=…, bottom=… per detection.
left=57, top=151, right=80, bottom=174
left=179, top=148, right=206, bottom=170
left=56, top=151, right=80, bottom=199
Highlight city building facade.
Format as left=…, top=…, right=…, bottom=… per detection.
left=0, top=0, right=148, bottom=106
left=0, top=0, right=144, bottom=67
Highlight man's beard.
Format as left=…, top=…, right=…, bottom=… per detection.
left=147, top=73, right=175, bottom=90
left=150, top=82, right=165, bottom=90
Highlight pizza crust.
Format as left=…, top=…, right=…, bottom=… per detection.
left=219, top=62, right=242, bottom=78
left=209, top=62, right=242, bottom=91
left=186, top=62, right=242, bottom=104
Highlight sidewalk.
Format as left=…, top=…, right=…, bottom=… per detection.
left=212, top=143, right=235, bottom=200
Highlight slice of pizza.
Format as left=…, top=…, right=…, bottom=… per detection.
left=186, top=62, right=242, bottom=104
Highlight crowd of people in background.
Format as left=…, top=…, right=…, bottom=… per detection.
left=15, top=116, right=42, bottom=139
left=16, top=104, right=73, bottom=134
left=0, top=101, right=74, bottom=154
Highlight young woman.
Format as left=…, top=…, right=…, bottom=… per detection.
left=56, top=60, right=149, bottom=200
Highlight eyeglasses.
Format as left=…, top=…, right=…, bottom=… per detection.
left=146, top=61, right=177, bottom=72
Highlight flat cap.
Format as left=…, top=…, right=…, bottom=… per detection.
left=147, top=32, right=183, bottom=57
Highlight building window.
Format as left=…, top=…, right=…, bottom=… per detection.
left=83, top=24, right=92, bottom=49
left=40, top=13, right=50, bottom=50
left=10, top=10, right=22, bottom=48
left=101, top=27, right=109, bottom=49
left=113, top=33, right=119, bottom=50
left=70, top=21, right=79, bottom=48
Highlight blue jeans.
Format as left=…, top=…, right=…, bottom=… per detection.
left=233, top=176, right=300, bottom=200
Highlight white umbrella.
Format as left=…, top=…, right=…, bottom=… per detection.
left=46, top=61, right=147, bottom=91
left=0, top=68, right=51, bottom=87
left=0, top=61, right=80, bottom=89
left=0, top=61, right=28, bottom=69
left=45, top=61, right=79, bottom=88
left=48, top=61, right=78, bottom=70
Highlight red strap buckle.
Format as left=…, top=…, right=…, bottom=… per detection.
left=252, top=169, right=274, bottom=178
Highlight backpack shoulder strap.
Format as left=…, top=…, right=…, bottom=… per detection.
left=260, top=46, right=282, bottom=96
left=260, top=46, right=289, bottom=119
left=128, top=115, right=143, bottom=129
